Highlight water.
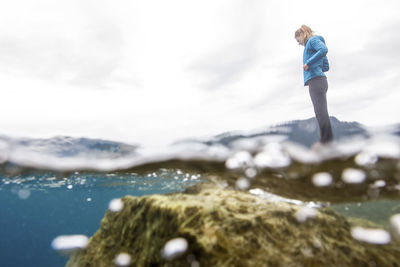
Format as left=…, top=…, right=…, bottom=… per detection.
left=1, top=118, right=400, bottom=266
left=0, top=170, right=203, bottom=267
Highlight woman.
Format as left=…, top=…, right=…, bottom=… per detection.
left=295, top=25, right=333, bottom=144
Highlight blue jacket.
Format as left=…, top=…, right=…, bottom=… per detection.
left=303, top=35, right=329, bottom=85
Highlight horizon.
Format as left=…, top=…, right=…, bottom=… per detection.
left=1, top=116, right=398, bottom=146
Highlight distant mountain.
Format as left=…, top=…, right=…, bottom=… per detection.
left=196, top=117, right=369, bottom=148
left=1, top=117, right=398, bottom=159
left=0, top=135, right=138, bottom=158
left=392, top=124, right=400, bottom=137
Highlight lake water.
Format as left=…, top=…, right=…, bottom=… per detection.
left=0, top=170, right=204, bottom=267
left=1, top=120, right=400, bottom=266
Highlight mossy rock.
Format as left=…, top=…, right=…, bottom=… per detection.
left=67, top=183, right=400, bottom=267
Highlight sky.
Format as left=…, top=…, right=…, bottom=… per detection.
left=1, top=0, right=400, bottom=147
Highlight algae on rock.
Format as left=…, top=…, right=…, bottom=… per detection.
left=67, top=183, right=400, bottom=267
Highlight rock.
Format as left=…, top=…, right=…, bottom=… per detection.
left=67, top=183, right=400, bottom=267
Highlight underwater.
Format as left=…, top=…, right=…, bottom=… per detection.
left=1, top=117, right=400, bottom=266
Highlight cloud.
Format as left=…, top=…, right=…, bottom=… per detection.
left=0, top=1, right=125, bottom=89
left=187, top=37, right=261, bottom=90
left=183, top=0, right=267, bottom=91
left=1, top=0, right=400, bottom=144
left=324, top=18, right=400, bottom=123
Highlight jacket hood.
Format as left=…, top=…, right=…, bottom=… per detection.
left=311, top=35, right=325, bottom=44
left=306, top=35, right=326, bottom=45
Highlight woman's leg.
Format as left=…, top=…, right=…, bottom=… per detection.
left=308, top=77, right=333, bottom=143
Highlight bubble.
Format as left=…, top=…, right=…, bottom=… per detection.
left=87, top=198, right=92, bottom=202
left=109, top=198, right=124, bottom=212
left=341, top=168, right=366, bottom=184
left=244, top=167, right=257, bottom=179
left=225, top=151, right=253, bottom=170
left=295, top=207, right=317, bottom=223
left=389, top=214, right=400, bottom=241
left=312, top=237, right=322, bottom=249
left=18, top=189, right=31, bottom=200
left=355, top=151, right=378, bottom=166
left=67, top=185, right=73, bottom=190
left=254, top=143, right=291, bottom=169
left=235, top=177, right=250, bottom=190
left=351, top=227, right=391, bottom=245
left=206, top=144, right=231, bottom=160
left=312, top=172, right=333, bottom=187
left=364, top=136, right=400, bottom=159
left=301, top=247, right=313, bottom=257
left=51, top=235, right=89, bottom=255
left=283, top=142, right=320, bottom=164
left=372, top=180, right=386, bottom=188
left=190, top=174, right=200, bottom=180
left=115, top=253, right=132, bottom=266
left=161, top=237, right=188, bottom=260
left=249, top=188, right=265, bottom=197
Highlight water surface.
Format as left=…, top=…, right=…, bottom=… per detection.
left=1, top=119, right=400, bottom=266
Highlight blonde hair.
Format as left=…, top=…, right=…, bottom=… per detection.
left=295, top=25, right=314, bottom=41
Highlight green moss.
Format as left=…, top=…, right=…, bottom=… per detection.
left=67, top=183, right=400, bottom=267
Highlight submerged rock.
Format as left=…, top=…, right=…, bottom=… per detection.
left=67, top=183, right=400, bottom=267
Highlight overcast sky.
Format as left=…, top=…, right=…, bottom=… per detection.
left=1, top=0, right=400, bottom=147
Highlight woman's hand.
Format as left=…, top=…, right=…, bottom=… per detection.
left=303, top=64, right=309, bottom=71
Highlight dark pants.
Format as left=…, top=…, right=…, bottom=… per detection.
left=308, top=76, right=333, bottom=143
